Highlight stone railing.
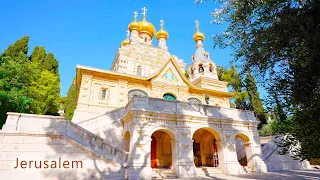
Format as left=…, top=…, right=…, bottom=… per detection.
left=261, top=136, right=279, bottom=161
left=76, top=107, right=125, bottom=131
left=1, top=112, right=129, bottom=164
left=125, top=96, right=257, bottom=122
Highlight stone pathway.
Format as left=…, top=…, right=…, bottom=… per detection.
left=167, top=170, right=320, bottom=180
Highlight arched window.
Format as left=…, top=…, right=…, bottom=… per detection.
left=128, top=89, right=148, bottom=102
left=205, top=95, right=210, bottom=105
left=137, top=65, right=141, bottom=76
left=163, top=93, right=176, bottom=101
left=101, top=89, right=107, bottom=100
left=209, top=64, right=213, bottom=72
left=188, top=98, right=202, bottom=104
left=199, top=64, right=204, bottom=73
left=144, top=37, right=147, bottom=42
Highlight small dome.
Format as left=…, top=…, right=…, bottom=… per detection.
left=128, top=21, right=139, bottom=32
left=138, top=17, right=156, bottom=38
left=193, top=31, right=205, bottom=42
left=121, top=39, right=130, bottom=46
left=156, top=29, right=169, bottom=40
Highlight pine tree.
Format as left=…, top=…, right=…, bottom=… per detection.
left=64, top=79, right=77, bottom=120
left=245, top=70, right=267, bottom=126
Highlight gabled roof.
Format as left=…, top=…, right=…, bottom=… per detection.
left=76, top=56, right=234, bottom=101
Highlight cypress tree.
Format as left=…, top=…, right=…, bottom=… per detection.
left=64, top=79, right=77, bottom=120
left=43, top=53, right=59, bottom=75
left=245, top=70, right=267, bottom=125
left=3, top=36, right=29, bottom=59
left=30, top=46, right=47, bottom=64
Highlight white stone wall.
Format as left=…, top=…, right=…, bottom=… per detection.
left=0, top=112, right=129, bottom=180
left=0, top=134, right=123, bottom=180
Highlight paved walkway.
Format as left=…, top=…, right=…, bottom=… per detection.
left=173, top=170, right=320, bottom=180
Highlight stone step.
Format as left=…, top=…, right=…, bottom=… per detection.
left=196, top=167, right=223, bottom=176
left=152, top=169, right=177, bottom=179
left=242, top=166, right=253, bottom=173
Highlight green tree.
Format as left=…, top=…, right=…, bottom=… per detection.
left=30, top=46, right=46, bottom=65
left=217, top=64, right=249, bottom=109
left=64, top=79, right=77, bottom=120
left=245, top=70, right=266, bottom=125
left=28, top=70, right=60, bottom=115
left=3, top=36, right=29, bottom=59
left=201, top=0, right=320, bottom=160
left=0, top=36, right=61, bottom=128
left=43, top=53, right=59, bottom=75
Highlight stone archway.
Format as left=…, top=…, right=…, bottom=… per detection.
left=150, top=130, right=174, bottom=169
left=234, top=133, right=254, bottom=169
left=192, top=127, right=223, bottom=168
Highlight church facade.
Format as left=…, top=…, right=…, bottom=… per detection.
left=4, top=8, right=309, bottom=180
left=72, top=8, right=267, bottom=179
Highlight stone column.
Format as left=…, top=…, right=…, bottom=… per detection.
left=175, top=130, right=196, bottom=178
left=221, top=138, right=242, bottom=175
left=244, top=142, right=254, bottom=169
left=171, top=140, right=177, bottom=173
left=128, top=128, right=152, bottom=180
left=248, top=139, right=267, bottom=172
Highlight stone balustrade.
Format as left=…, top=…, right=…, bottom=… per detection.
left=1, top=112, right=129, bottom=164
left=125, top=96, right=257, bottom=122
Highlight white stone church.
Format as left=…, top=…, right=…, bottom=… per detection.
left=0, top=8, right=310, bottom=180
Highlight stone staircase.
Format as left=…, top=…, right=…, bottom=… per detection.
left=241, top=166, right=253, bottom=173
left=196, top=167, right=223, bottom=177
left=152, top=168, right=177, bottom=179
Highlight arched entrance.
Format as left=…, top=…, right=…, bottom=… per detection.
left=151, top=130, right=173, bottom=169
left=234, top=133, right=253, bottom=168
left=192, top=128, right=220, bottom=167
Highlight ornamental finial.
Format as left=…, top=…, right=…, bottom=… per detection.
left=195, top=20, right=199, bottom=31
left=133, top=11, right=138, bottom=21
left=160, top=19, right=164, bottom=29
left=142, top=7, right=147, bottom=17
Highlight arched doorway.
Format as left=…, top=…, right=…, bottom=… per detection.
left=124, top=131, right=130, bottom=152
left=234, top=133, right=252, bottom=168
left=193, top=128, right=220, bottom=167
left=163, top=93, right=176, bottom=101
left=151, top=130, right=173, bottom=169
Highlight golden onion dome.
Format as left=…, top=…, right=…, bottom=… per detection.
left=156, top=29, right=169, bottom=39
left=193, top=31, right=205, bottom=42
left=138, top=17, right=156, bottom=38
left=193, top=20, right=205, bottom=42
left=156, top=19, right=169, bottom=40
left=128, top=21, right=139, bottom=32
left=121, top=39, right=130, bottom=46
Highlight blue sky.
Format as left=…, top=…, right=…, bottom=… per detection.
left=1, top=0, right=243, bottom=96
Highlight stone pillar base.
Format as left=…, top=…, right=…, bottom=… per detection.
left=176, top=164, right=196, bottom=178
left=253, top=161, right=267, bottom=173
left=128, top=166, right=152, bottom=180
left=224, top=161, right=243, bottom=175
